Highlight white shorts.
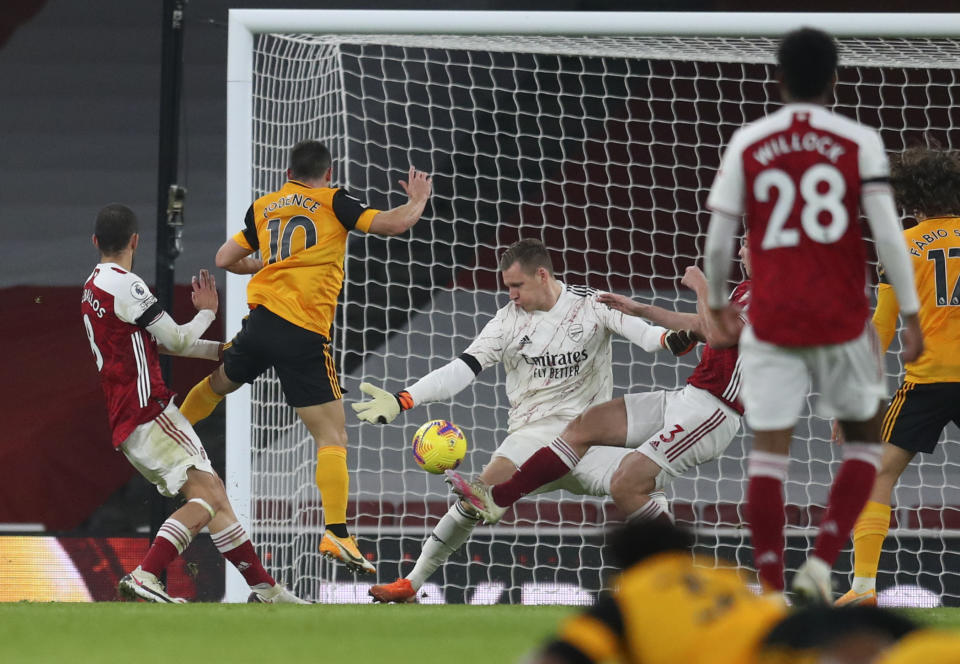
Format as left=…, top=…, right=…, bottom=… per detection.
left=120, top=403, right=215, bottom=497
left=492, top=416, right=631, bottom=497
left=739, top=323, right=886, bottom=431
left=625, top=385, right=742, bottom=491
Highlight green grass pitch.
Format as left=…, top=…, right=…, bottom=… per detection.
left=1, top=603, right=958, bottom=663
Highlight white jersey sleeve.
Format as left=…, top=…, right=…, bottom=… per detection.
left=111, top=269, right=216, bottom=354
left=591, top=294, right=666, bottom=352
left=706, top=129, right=747, bottom=218
left=857, top=126, right=919, bottom=314
left=461, top=307, right=510, bottom=370
left=857, top=126, right=891, bottom=185
left=404, top=358, right=477, bottom=407
left=112, top=272, right=162, bottom=326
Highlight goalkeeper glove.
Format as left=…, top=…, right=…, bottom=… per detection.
left=661, top=329, right=697, bottom=356
left=351, top=382, right=414, bottom=424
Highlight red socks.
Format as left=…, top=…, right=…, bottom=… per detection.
left=140, top=538, right=179, bottom=577
left=141, top=518, right=193, bottom=577
left=212, top=521, right=275, bottom=587
left=221, top=541, right=275, bottom=587
left=746, top=451, right=789, bottom=591
left=491, top=437, right=580, bottom=507
left=813, top=442, right=882, bottom=567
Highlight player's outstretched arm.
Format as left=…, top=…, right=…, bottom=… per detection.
left=147, top=270, right=218, bottom=356
left=351, top=383, right=412, bottom=424
left=352, top=356, right=480, bottom=424
left=598, top=291, right=700, bottom=335
left=366, top=167, right=432, bottom=236
left=683, top=265, right=741, bottom=348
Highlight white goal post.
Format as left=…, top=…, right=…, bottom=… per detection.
left=224, top=10, right=960, bottom=604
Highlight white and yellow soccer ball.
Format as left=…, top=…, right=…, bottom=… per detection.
left=411, top=420, right=467, bottom=474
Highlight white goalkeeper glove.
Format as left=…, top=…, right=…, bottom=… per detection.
left=351, top=382, right=414, bottom=424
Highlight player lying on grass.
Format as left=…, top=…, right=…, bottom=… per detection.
left=837, top=148, right=960, bottom=607
left=531, top=521, right=941, bottom=664
left=444, top=242, right=750, bottom=530
left=530, top=519, right=787, bottom=664
left=755, top=605, right=956, bottom=664
left=81, top=204, right=306, bottom=604
left=353, top=238, right=739, bottom=603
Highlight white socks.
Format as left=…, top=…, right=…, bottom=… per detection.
left=407, top=502, right=480, bottom=590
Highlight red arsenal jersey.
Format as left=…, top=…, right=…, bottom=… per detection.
left=688, top=280, right=749, bottom=414
left=707, top=104, right=890, bottom=346
left=81, top=263, right=174, bottom=448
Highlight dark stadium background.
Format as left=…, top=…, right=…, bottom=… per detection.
left=1, top=0, right=955, bottom=605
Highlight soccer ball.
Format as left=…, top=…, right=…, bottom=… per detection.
left=412, top=420, right=467, bottom=474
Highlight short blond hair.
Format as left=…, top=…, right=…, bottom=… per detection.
left=498, top=238, right=554, bottom=275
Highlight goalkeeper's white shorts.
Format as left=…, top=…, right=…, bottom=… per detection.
left=492, top=416, right=632, bottom=498
left=739, top=322, right=886, bottom=431
left=626, top=385, right=742, bottom=491
left=120, top=403, right=216, bottom=497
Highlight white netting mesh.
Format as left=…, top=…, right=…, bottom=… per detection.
left=244, top=32, right=960, bottom=605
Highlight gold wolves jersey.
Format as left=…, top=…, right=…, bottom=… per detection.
left=554, top=552, right=787, bottom=664
left=874, top=216, right=960, bottom=383
left=233, top=180, right=379, bottom=337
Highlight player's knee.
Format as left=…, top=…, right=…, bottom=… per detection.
left=210, top=366, right=239, bottom=396
left=313, top=429, right=348, bottom=449
left=561, top=415, right=590, bottom=447
left=875, top=462, right=900, bottom=485
left=610, top=459, right=655, bottom=502
left=185, top=470, right=229, bottom=514
left=188, top=497, right=217, bottom=521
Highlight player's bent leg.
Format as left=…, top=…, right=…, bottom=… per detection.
left=371, top=497, right=485, bottom=604
left=193, top=481, right=308, bottom=603
left=180, top=366, right=240, bottom=425
left=460, top=400, right=630, bottom=515
left=609, top=452, right=666, bottom=522
left=559, top=398, right=630, bottom=457
left=121, top=488, right=214, bottom=604
left=120, top=412, right=220, bottom=602
left=478, top=455, right=521, bottom=485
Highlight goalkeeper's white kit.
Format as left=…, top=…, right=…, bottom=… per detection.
left=406, top=283, right=667, bottom=431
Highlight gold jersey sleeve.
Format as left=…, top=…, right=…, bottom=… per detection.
left=556, top=552, right=786, bottom=664
left=880, top=217, right=960, bottom=383
left=234, top=180, right=379, bottom=337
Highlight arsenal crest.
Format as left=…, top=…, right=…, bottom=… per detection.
left=567, top=323, right=583, bottom=342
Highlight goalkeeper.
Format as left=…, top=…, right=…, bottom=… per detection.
left=354, top=238, right=748, bottom=603
left=445, top=241, right=750, bottom=529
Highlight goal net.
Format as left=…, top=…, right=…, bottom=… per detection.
left=225, top=11, right=960, bottom=605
